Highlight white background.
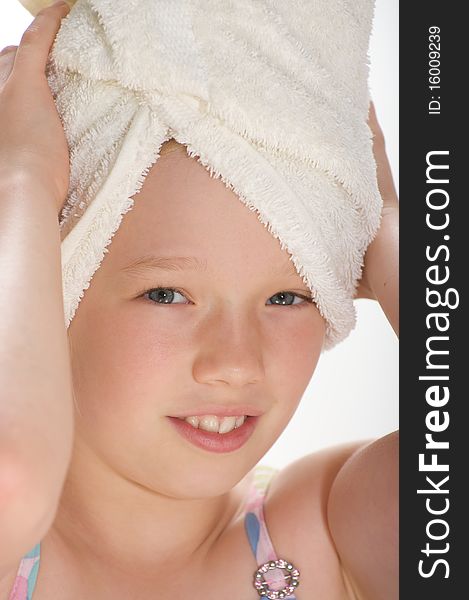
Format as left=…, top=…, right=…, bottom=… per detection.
left=0, top=0, right=399, bottom=468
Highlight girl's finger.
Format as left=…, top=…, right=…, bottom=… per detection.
left=0, top=45, right=18, bottom=54
left=0, top=47, right=18, bottom=89
left=12, top=1, right=70, bottom=76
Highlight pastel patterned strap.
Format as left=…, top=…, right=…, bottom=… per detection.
left=8, top=542, right=41, bottom=600
left=244, top=465, right=299, bottom=599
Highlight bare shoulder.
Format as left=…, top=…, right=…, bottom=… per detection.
left=263, top=439, right=369, bottom=600
left=327, top=431, right=399, bottom=600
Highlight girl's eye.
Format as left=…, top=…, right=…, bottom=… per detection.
left=267, top=291, right=313, bottom=308
left=143, top=287, right=189, bottom=305
left=141, top=287, right=313, bottom=308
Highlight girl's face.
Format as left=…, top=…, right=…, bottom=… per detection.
left=67, top=143, right=326, bottom=498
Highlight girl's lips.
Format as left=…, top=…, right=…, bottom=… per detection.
left=167, top=415, right=258, bottom=453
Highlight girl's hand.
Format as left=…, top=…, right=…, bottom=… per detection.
left=354, top=101, right=399, bottom=336
left=0, top=1, right=71, bottom=212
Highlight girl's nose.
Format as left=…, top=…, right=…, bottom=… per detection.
left=192, top=316, right=265, bottom=387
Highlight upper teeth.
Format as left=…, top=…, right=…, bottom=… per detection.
left=183, top=415, right=246, bottom=434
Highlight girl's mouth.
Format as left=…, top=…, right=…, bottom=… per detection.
left=166, top=415, right=258, bottom=453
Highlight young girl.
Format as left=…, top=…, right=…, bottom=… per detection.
left=0, top=2, right=398, bottom=599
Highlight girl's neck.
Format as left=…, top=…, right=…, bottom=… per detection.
left=48, top=439, right=252, bottom=580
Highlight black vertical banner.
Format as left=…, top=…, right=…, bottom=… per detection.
left=400, top=1, right=465, bottom=598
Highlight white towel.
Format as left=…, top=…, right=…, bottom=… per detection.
left=19, top=0, right=382, bottom=351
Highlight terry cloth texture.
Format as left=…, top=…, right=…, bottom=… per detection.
left=20, top=0, right=382, bottom=351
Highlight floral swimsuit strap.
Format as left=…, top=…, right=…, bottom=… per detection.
left=244, top=465, right=300, bottom=599
left=8, top=542, right=41, bottom=600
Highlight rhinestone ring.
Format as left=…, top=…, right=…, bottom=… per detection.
left=253, top=558, right=300, bottom=599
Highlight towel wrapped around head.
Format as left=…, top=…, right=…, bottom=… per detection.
left=18, top=0, right=382, bottom=351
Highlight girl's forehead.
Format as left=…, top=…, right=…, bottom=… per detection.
left=119, top=150, right=286, bottom=254
left=95, top=144, right=301, bottom=284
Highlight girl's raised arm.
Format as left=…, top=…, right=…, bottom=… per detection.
left=354, top=101, right=399, bottom=337
left=327, top=102, right=399, bottom=599
left=0, top=1, right=74, bottom=575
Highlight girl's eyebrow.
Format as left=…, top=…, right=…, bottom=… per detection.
left=119, top=255, right=299, bottom=278
left=120, top=255, right=207, bottom=276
